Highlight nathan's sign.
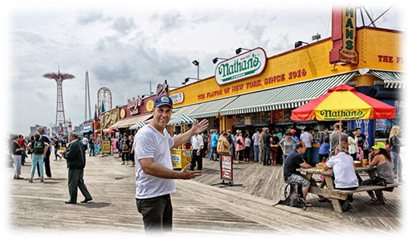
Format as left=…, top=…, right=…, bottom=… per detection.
left=329, top=5, right=359, bottom=65
left=127, top=96, right=142, bottom=115
left=317, top=109, right=369, bottom=120
left=215, top=48, right=267, bottom=85
left=340, top=5, right=358, bottom=64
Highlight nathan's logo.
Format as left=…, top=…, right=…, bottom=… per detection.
left=215, top=48, right=267, bottom=85
left=320, top=109, right=365, bottom=119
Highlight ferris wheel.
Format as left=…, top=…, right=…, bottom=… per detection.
left=97, top=87, right=112, bottom=113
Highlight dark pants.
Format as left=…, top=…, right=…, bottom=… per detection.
left=122, top=152, right=129, bottom=162
left=37, top=152, right=51, bottom=177
left=190, top=150, right=202, bottom=170
left=263, top=145, right=271, bottom=165
left=303, top=147, right=312, bottom=164
left=68, top=168, right=92, bottom=203
left=136, top=194, right=173, bottom=233
left=89, top=146, right=95, bottom=156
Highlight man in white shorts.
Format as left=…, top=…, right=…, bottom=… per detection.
left=134, top=95, right=209, bottom=233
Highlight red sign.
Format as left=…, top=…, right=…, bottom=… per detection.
left=329, top=5, right=358, bottom=65
left=221, top=155, right=233, bottom=181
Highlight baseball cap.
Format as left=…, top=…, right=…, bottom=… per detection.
left=290, top=129, right=296, bottom=134
left=372, top=142, right=386, bottom=150
left=154, top=95, right=173, bottom=108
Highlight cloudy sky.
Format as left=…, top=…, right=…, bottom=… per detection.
left=2, top=0, right=406, bottom=136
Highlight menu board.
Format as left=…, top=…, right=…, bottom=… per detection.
left=251, top=112, right=261, bottom=124
left=273, top=109, right=284, bottom=123
left=284, top=109, right=292, bottom=122
left=232, top=114, right=244, bottom=125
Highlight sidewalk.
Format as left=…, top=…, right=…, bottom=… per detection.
left=7, top=153, right=403, bottom=234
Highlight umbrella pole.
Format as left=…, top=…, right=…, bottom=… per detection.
left=339, top=119, right=342, bottom=148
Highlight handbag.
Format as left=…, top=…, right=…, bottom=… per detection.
left=237, top=139, right=242, bottom=145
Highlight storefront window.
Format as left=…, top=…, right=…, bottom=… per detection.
left=244, top=113, right=252, bottom=125
left=261, top=111, right=271, bottom=124
left=251, top=112, right=261, bottom=124
left=375, top=100, right=403, bottom=140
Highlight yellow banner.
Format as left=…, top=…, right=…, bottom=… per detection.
left=102, top=141, right=111, bottom=154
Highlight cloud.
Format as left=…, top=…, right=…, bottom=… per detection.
left=112, top=17, right=137, bottom=34
left=76, top=11, right=108, bottom=25
left=150, top=11, right=185, bottom=31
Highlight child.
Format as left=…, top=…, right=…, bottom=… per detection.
left=318, top=137, right=330, bottom=162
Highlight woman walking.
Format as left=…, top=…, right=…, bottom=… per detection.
left=11, top=135, right=24, bottom=179
left=52, top=137, right=62, bottom=161
left=235, top=131, right=245, bottom=162
left=389, top=126, right=403, bottom=182
left=26, top=133, right=50, bottom=183
left=128, top=135, right=135, bottom=167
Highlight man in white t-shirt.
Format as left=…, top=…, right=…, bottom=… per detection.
left=300, top=128, right=313, bottom=164
left=134, top=94, right=209, bottom=233
left=190, top=133, right=204, bottom=171
left=324, top=145, right=359, bottom=211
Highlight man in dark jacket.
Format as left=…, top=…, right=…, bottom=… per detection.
left=63, top=132, right=92, bottom=204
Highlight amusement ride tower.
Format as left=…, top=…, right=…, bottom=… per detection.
left=43, top=69, right=75, bottom=135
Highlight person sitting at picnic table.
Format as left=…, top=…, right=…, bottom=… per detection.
left=361, top=142, right=395, bottom=204
left=323, top=145, right=359, bottom=212
left=283, top=141, right=329, bottom=206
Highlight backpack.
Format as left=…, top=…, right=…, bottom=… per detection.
left=276, top=183, right=307, bottom=210
left=32, top=141, right=44, bottom=154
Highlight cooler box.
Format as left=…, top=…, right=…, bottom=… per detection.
left=171, top=149, right=191, bottom=169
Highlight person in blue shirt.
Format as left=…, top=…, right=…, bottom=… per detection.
left=319, top=137, right=330, bottom=162
left=210, top=130, right=219, bottom=161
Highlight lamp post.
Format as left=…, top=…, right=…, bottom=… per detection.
left=192, top=60, right=199, bottom=81
left=212, top=57, right=227, bottom=64
left=235, top=48, right=251, bottom=55
left=294, top=41, right=309, bottom=48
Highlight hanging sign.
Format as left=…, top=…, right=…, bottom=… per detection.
left=215, top=47, right=267, bottom=85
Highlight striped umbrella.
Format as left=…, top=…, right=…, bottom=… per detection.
left=291, top=85, right=396, bottom=121
left=291, top=84, right=396, bottom=145
left=129, top=121, right=146, bottom=130
left=168, top=114, right=195, bottom=125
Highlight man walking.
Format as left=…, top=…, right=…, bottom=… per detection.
left=38, top=127, right=53, bottom=178
left=63, top=132, right=92, bottom=204
left=252, top=129, right=261, bottom=162
left=134, top=95, right=208, bottom=233
left=190, top=132, right=204, bottom=171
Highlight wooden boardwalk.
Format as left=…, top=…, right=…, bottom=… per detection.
left=6, top=154, right=404, bottom=235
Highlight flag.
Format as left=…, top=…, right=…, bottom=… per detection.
left=94, top=104, right=99, bottom=121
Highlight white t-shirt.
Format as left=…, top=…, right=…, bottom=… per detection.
left=190, top=134, right=203, bottom=150
left=326, top=152, right=359, bottom=189
left=300, top=131, right=313, bottom=148
left=245, top=138, right=252, bottom=147
left=134, top=124, right=176, bottom=199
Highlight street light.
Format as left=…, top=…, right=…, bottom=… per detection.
left=235, top=48, right=251, bottom=55
left=182, top=77, right=199, bottom=85
left=192, top=60, right=200, bottom=81
left=212, top=57, right=227, bottom=64
left=294, top=41, right=309, bottom=48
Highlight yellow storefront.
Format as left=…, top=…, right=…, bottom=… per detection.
left=169, top=26, right=403, bottom=143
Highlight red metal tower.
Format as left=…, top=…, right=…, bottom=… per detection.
left=43, top=69, right=75, bottom=135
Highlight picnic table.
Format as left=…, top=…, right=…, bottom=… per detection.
left=298, top=166, right=398, bottom=213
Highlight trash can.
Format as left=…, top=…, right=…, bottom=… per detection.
left=4, top=153, right=14, bottom=167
